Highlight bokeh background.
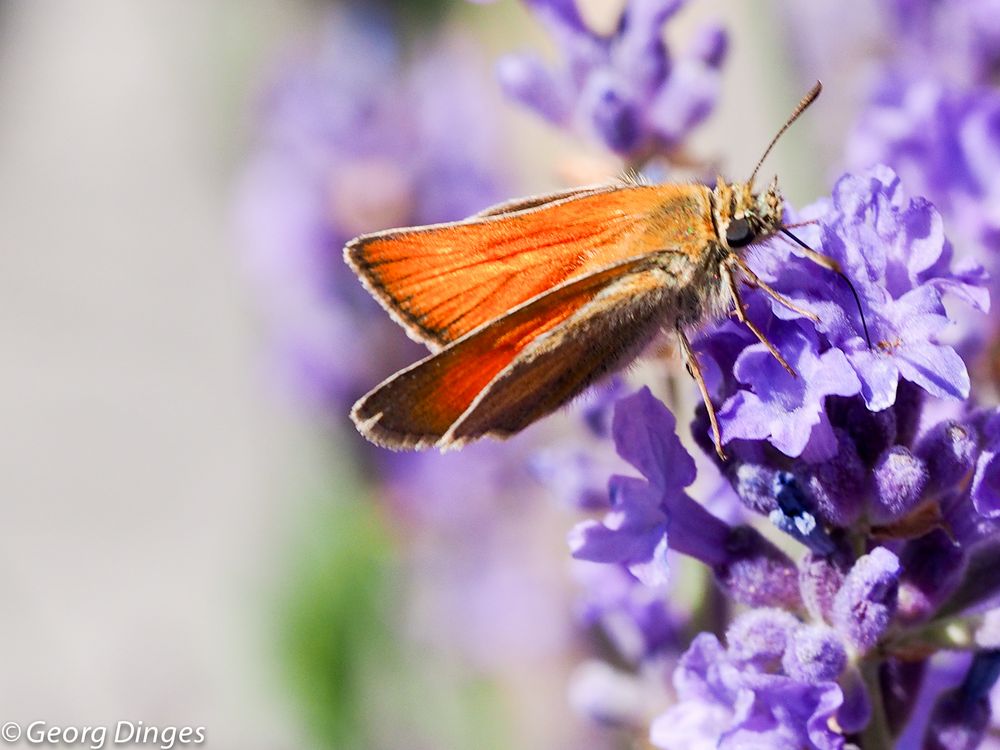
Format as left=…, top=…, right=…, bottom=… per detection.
left=0, top=1, right=930, bottom=748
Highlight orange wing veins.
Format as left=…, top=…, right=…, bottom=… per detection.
left=344, top=183, right=712, bottom=348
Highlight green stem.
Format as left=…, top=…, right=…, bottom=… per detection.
left=858, top=658, right=893, bottom=750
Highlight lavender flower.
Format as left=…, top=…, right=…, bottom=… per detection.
left=570, top=388, right=799, bottom=606
left=717, top=320, right=861, bottom=458
left=498, top=0, right=727, bottom=159
left=848, top=77, right=1000, bottom=256
left=650, top=615, right=846, bottom=749
left=884, top=0, right=1000, bottom=88
left=695, top=166, right=986, bottom=467
left=607, top=153, right=1000, bottom=745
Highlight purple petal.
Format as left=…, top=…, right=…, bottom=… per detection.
left=613, top=387, right=696, bottom=490
left=895, top=341, right=970, bottom=400
left=847, top=348, right=901, bottom=411
left=972, top=447, right=1000, bottom=518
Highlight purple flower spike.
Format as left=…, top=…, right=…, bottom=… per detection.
left=831, top=547, right=901, bottom=653
left=782, top=625, right=848, bottom=684
left=569, top=388, right=728, bottom=587
left=719, top=324, right=861, bottom=458
left=499, top=0, right=727, bottom=157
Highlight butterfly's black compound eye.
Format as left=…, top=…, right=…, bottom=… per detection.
left=726, top=217, right=755, bottom=248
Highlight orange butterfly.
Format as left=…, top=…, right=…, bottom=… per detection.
left=345, top=83, right=843, bottom=459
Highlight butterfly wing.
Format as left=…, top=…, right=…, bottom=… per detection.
left=443, top=266, right=673, bottom=446
left=344, top=183, right=711, bottom=348
left=351, top=256, right=674, bottom=449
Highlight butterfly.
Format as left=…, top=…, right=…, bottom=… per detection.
left=344, top=82, right=859, bottom=459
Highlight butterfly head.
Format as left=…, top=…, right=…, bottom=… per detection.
left=714, top=176, right=784, bottom=252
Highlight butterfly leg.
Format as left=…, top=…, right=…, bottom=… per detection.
left=732, top=257, right=820, bottom=323
left=676, top=326, right=726, bottom=461
left=722, top=262, right=797, bottom=378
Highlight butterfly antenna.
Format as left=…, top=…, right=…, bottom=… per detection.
left=749, top=81, right=823, bottom=186
left=780, top=228, right=872, bottom=348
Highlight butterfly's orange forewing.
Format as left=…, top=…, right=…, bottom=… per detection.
left=345, top=183, right=713, bottom=348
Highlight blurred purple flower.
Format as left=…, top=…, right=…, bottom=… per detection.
left=236, top=9, right=508, bottom=416
left=498, top=0, right=727, bottom=158
left=884, top=0, right=1000, bottom=87
left=924, top=650, right=1000, bottom=750
left=568, top=659, right=660, bottom=728
left=529, top=381, right=631, bottom=510
left=385, top=440, right=577, bottom=670
left=848, top=77, right=1000, bottom=255
left=572, top=561, right=680, bottom=665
